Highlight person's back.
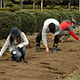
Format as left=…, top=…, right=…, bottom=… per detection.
left=60, top=20, right=72, bottom=31
left=60, top=20, right=79, bottom=40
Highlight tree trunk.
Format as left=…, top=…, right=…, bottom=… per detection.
left=33, top=0, right=35, bottom=9
left=68, top=0, right=71, bottom=9
left=3, top=0, right=8, bottom=8
left=36, top=5, right=38, bottom=10
left=21, top=0, right=24, bottom=9
left=3, top=1, right=6, bottom=8
left=0, top=0, right=2, bottom=8
left=79, top=0, right=80, bottom=11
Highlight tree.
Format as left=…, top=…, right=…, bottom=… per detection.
left=79, top=0, right=80, bottom=11
left=31, top=0, right=40, bottom=9
left=68, top=0, right=71, bottom=9
left=44, top=0, right=63, bottom=7
left=15, top=0, right=25, bottom=9
left=15, top=0, right=40, bottom=10
left=6, top=1, right=14, bottom=7
left=3, top=0, right=9, bottom=8
left=63, top=0, right=78, bottom=9
left=32, top=0, right=35, bottom=9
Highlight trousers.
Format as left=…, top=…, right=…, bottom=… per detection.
left=35, top=29, right=60, bottom=48
left=60, top=30, right=70, bottom=42
left=11, top=46, right=26, bottom=58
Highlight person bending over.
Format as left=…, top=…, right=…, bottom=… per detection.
left=34, top=18, right=61, bottom=53
left=34, top=18, right=80, bottom=53
left=60, top=20, right=78, bottom=43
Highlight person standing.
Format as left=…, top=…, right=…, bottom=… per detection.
left=0, top=27, right=29, bottom=62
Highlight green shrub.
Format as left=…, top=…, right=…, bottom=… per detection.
left=46, top=11, right=61, bottom=23
left=6, top=1, right=14, bottom=7
left=63, top=5, right=67, bottom=9
left=46, top=5, right=53, bottom=9
left=71, top=11, right=80, bottom=23
left=15, top=11, right=37, bottom=35
left=23, top=5, right=33, bottom=9
left=65, top=11, right=76, bottom=21
left=46, top=5, right=51, bottom=9
left=60, top=7, right=64, bottom=11
left=54, top=5, right=62, bottom=10
left=0, top=8, right=11, bottom=11
left=63, top=9, right=71, bottom=11
left=70, top=6, right=74, bottom=9
left=57, top=11, right=69, bottom=23
left=10, top=4, right=20, bottom=12
left=20, top=9, right=39, bottom=13
left=33, top=11, right=51, bottom=32
left=74, top=6, right=78, bottom=9
left=0, top=11, right=21, bottom=39
left=23, top=5, right=40, bottom=10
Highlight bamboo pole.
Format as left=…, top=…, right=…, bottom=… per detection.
left=41, top=0, right=43, bottom=12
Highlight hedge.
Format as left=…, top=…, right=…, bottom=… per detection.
left=0, top=11, right=80, bottom=39
left=46, top=11, right=61, bottom=23
left=15, top=11, right=37, bottom=35
left=54, top=5, right=63, bottom=11
left=9, top=4, right=20, bottom=12
left=71, top=11, right=80, bottom=23
left=6, top=1, right=14, bottom=7
left=23, top=5, right=33, bottom=9
left=57, top=11, right=69, bottom=23
left=33, top=11, right=51, bottom=32
left=0, top=8, right=11, bottom=11
left=65, top=11, right=76, bottom=21
left=0, top=11, right=21, bottom=39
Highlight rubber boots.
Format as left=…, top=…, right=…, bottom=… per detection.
left=20, top=54, right=25, bottom=63
left=53, top=48, right=57, bottom=53
left=12, top=56, right=16, bottom=61
left=20, top=58, right=24, bottom=63
left=33, top=42, right=40, bottom=52
left=53, top=43, right=58, bottom=53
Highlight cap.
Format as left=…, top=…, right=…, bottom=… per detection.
left=10, top=27, right=20, bottom=37
left=71, top=20, right=77, bottom=28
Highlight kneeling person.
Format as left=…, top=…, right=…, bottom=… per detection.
left=0, top=27, right=29, bottom=62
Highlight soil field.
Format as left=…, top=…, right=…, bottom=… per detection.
left=0, top=33, right=80, bottom=80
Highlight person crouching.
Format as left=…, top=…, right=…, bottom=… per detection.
left=0, top=27, right=29, bottom=63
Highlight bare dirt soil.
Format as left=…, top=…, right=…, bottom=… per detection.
left=0, top=33, right=80, bottom=80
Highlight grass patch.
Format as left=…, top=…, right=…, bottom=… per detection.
left=65, top=67, right=80, bottom=80
left=65, top=26, right=80, bottom=80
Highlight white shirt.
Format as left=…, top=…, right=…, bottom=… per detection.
left=42, top=18, right=61, bottom=47
left=0, top=32, right=29, bottom=56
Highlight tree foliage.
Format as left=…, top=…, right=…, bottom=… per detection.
left=10, top=0, right=79, bottom=10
